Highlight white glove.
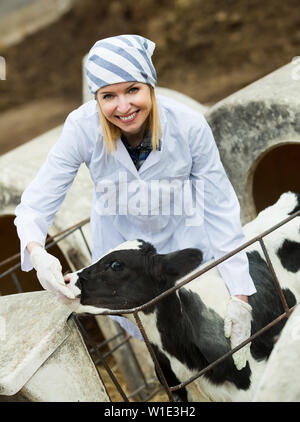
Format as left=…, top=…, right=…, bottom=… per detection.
left=224, top=296, right=252, bottom=370
left=30, top=246, right=75, bottom=299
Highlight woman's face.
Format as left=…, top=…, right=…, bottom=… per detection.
left=96, top=82, right=152, bottom=141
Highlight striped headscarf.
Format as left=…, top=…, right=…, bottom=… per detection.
left=84, top=34, right=157, bottom=95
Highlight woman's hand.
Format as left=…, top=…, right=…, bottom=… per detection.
left=224, top=295, right=252, bottom=370
left=29, top=245, right=75, bottom=299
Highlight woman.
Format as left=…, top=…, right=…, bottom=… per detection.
left=15, top=34, right=256, bottom=370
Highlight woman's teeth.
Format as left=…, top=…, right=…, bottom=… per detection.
left=118, top=111, right=137, bottom=121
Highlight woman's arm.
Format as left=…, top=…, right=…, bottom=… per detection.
left=26, top=241, right=43, bottom=254
left=189, top=119, right=256, bottom=297
left=188, top=117, right=254, bottom=369
left=14, top=113, right=86, bottom=272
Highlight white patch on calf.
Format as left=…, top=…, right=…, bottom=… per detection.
left=243, top=192, right=299, bottom=247
left=107, top=239, right=144, bottom=253
left=75, top=303, right=113, bottom=315
left=174, top=264, right=230, bottom=318
left=182, top=265, right=230, bottom=318
left=242, top=192, right=300, bottom=297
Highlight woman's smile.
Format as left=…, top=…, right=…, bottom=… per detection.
left=116, top=110, right=140, bottom=123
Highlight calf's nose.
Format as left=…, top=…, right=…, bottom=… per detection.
left=62, top=272, right=82, bottom=298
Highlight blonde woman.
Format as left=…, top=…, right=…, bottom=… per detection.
left=15, top=35, right=256, bottom=370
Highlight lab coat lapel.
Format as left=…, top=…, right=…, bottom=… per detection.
left=138, top=146, right=163, bottom=174
left=114, top=136, right=164, bottom=176
left=114, top=139, right=139, bottom=177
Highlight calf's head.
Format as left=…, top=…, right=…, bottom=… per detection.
left=66, top=239, right=203, bottom=314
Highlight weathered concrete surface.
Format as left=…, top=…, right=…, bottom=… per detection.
left=252, top=304, right=300, bottom=402
left=205, top=61, right=300, bottom=223
left=0, top=0, right=73, bottom=48
left=0, top=291, right=109, bottom=401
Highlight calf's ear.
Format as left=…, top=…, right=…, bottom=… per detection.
left=290, top=192, right=300, bottom=214
left=160, top=248, right=203, bottom=278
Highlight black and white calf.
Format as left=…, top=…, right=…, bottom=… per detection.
left=66, top=192, right=300, bottom=401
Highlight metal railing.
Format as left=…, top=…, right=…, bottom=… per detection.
left=0, top=218, right=159, bottom=402
left=1, top=208, right=299, bottom=402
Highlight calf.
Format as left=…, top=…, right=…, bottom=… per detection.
left=66, top=192, right=300, bottom=401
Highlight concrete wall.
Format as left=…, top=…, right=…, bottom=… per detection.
left=205, top=61, right=300, bottom=223
left=0, top=291, right=110, bottom=401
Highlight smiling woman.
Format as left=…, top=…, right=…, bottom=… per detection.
left=15, top=34, right=257, bottom=371
left=96, top=82, right=160, bottom=152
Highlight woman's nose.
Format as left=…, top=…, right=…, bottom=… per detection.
left=116, top=96, right=131, bottom=114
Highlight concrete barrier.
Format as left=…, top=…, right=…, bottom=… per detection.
left=205, top=60, right=300, bottom=223
left=0, top=290, right=110, bottom=401
left=252, top=304, right=300, bottom=402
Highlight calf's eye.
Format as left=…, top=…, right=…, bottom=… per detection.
left=110, top=261, right=124, bottom=271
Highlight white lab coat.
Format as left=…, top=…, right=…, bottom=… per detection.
left=14, top=94, right=256, bottom=339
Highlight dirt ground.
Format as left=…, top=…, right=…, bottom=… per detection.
left=0, top=0, right=299, bottom=154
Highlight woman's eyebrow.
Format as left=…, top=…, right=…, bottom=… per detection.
left=99, top=83, right=138, bottom=95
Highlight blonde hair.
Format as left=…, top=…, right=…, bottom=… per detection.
left=96, top=86, right=161, bottom=155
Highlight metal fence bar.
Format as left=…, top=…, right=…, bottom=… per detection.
left=88, top=332, right=124, bottom=354
left=0, top=225, right=87, bottom=281
left=90, top=210, right=300, bottom=316
left=95, top=334, right=131, bottom=363
left=1, top=209, right=299, bottom=402
left=79, top=226, right=92, bottom=258
left=127, top=380, right=161, bottom=401
left=0, top=218, right=90, bottom=270
left=0, top=260, right=22, bottom=280
left=10, top=271, right=23, bottom=293
left=124, top=338, right=152, bottom=392
left=72, top=314, right=130, bottom=402
left=259, top=237, right=291, bottom=314
left=111, top=211, right=298, bottom=397
left=134, top=311, right=175, bottom=402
